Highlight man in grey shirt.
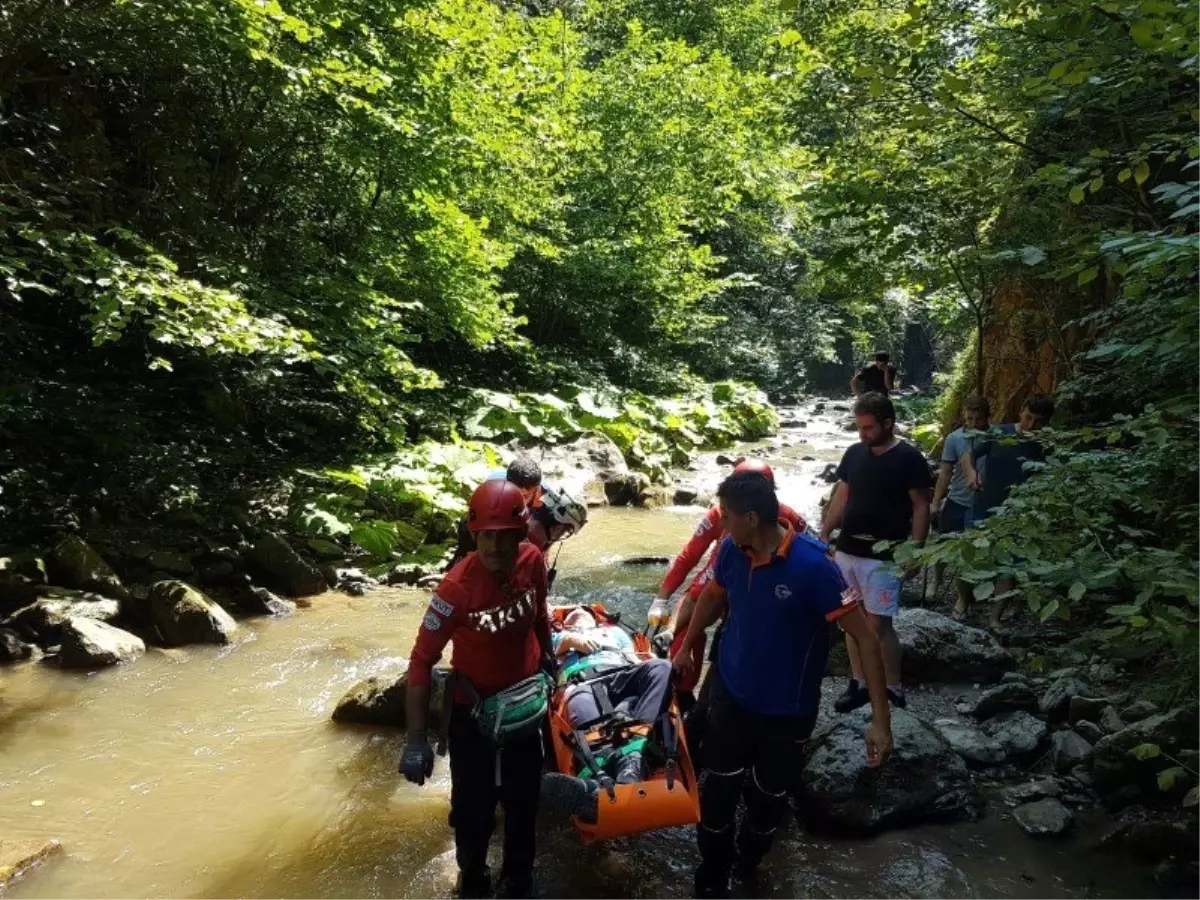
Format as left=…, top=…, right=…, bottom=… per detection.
left=930, top=396, right=990, bottom=618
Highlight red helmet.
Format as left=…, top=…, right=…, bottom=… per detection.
left=467, top=479, right=531, bottom=533
left=734, top=458, right=775, bottom=488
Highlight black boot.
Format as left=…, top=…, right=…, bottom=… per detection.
left=833, top=679, right=869, bottom=713
left=456, top=868, right=491, bottom=899
left=614, top=751, right=646, bottom=784
left=496, top=872, right=535, bottom=899
left=693, top=862, right=731, bottom=899
left=887, top=687, right=907, bottom=709
left=539, top=772, right=599, bottom=822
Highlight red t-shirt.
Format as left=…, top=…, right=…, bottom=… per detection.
left=660, top=503, right=808, bottom=598
left=408, top=542, right=550, bottom=699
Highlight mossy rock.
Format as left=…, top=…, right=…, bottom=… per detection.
left=146, top=580, right=238, bottom=646
left=45, top=536, right=127, bottom=599
left=332, top=667, right=450, bottom=730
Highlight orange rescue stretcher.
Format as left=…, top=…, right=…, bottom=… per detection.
left=547, top=603, right=701, bottom=843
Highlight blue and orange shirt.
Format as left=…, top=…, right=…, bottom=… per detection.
left=712, top=523, right=859, bottom=717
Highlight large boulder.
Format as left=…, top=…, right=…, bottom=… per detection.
left=59, top=618, right=145, bottom=669
left=970, top=682, right=1038, bottom=719
left=45, top=536, right=127, bottom=598
left=933, top=718, right=1007, bottom=766
left=798, top=708, right=973, bottom=833
left=1038, top=674, right=1093, bottom=722
left=1050, top=729, right=1094, bottom=773
left=1092, top=706, right=1200, bottom=795
left=894, top=608, right=1013, bottom=683
left=145, top=581, right=237, bottom=646
left=332, top=667, right=450, bottom=730
left=245, top=534, right=327, bottom=597
left=0, top=628, right=33, bottom=663
left=2, top=591, right=121, bottom=645
left=1013, top=798, right=1073, bottom=837
left=1120, top=700, right=1159, bottom=722
left=980, top=711, right=1049, bottom=759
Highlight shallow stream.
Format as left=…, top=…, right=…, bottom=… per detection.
left=0, top=405, right=1163, bottom=898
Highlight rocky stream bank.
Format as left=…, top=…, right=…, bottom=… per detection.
left=1, top=398, right=1196, bottom=898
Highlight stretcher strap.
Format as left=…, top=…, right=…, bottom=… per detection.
left=571, top=728, right=617, bottom=802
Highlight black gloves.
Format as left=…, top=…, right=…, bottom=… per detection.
left=400, top=732, right=435, bottom=785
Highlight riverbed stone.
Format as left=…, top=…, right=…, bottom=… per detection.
left=146, top=580, right=237, bottom=646
left=0, top=628, right=32, bottom=663
left=59, top=618, right=145, bottom=668
left=234, top=585, right=295, bottom=617
left=933, top=718, right=1007, bottom=766
left=2, top=591, right=122, bottom=644
left=332, top=667, right=450, bottom=729
left=970, top=681, right=1038, bottom=719
left=1098, top=705, right=1126, bottom=735
left=798, top=707, right=972, bottom=833
left=894, top=608, right=1013, bottom=683
left=245, top=533, right=327, bottom=597
left=0, top=838, right=61, bottom=890
left=1120, top=699, right=1158, bottom=722
left=45, top=535, right=127, bottom=599
left=1051, top=729, right=1094, bottom=773
left=672, top=486, right=699, bottom=506
left=1039, top=674, right=1093, bottom=722
left=1073, top=720, right=1104, bottom=744
left=1013, top=798, right=1073, bottom=836
left=1068, top=695, right=1110, bottom=725
left=980, top=710, right=1048, bottom=759
left=1092, top=706, right=1200, bottom=795
left=1003, top=777, right=1063, bottom=806
left=602, top=472, right=651, bottom=507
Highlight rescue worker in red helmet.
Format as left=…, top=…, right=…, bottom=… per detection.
left=402, top=479, right=553, bottom=899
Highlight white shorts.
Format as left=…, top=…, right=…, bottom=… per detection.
left=835, top=552, right=902, bottom=618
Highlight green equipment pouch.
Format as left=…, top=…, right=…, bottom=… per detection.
left=470, top=671, right=554, bottom=744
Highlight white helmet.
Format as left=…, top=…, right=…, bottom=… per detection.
left=541, top=486, right=588, bottom=536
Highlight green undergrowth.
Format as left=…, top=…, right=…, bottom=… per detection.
left=288, top=381, right=777, bottom=568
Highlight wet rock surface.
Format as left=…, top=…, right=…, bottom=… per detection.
left=894, top=608, right=1013, bottom=683
left=0, top=627, right=34, bottom=663
left=799, top=707, right=973, bottom=832
left=58, top=618, right=145, bottom=668
left=1014, top=798, right=1074, bottom=836
left=980, top=710, right=1050, bottom=759
left=0, top=838, right=61, bottom=890
left=934, top=718, right=1008, bottom=766
left=1039, top=674, right=1094, bottom=721
left=1050, top=729, right=1094, bottom=773
left=970, top=681, right=1038, bottom=719
left=331, top=667, right=450, bottom=730
left=145, top=580, right=238, bottom=646
left=3, top=591, right=122, bottom=645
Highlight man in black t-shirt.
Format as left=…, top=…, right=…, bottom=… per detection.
left=820, top=392, right=931, bottom=713
left=851, top=351, right=898, bottom=397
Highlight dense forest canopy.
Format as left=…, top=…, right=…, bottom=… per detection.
left=1, top=0, right=1196, bottom=690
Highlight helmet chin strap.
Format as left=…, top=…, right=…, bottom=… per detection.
left=546, top=541, right=565, bottom=592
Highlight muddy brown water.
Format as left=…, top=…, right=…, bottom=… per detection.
left=0, top=406, right=1164, bottom=898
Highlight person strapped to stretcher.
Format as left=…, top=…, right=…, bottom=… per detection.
left=540, top=606, right=675, bottom=822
